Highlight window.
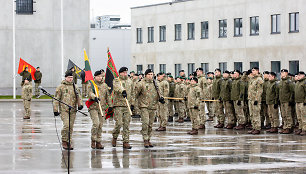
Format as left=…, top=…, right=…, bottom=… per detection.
left=148, top=64, right=154, bottom=71
left=219, top=62, right=227, bottom=73
left=159, top=26, right=166, bottom=42
left=250, top=62, right=259, bottom=69
left=175, top=64, right=182, bottom=78
left=201, top=63, right=209, bottom=74
left=136, top=28, right=142, bottom=43
left=201, top=21, right=209, bottom=39
left=289, top=12, right=299, bottom=32
left=137, top=65, right=143, bottom=74
left=187, top=23, right=195, bottom=40
left=16, top=0, right=34, bottom=15
left=234, top=62, right=243, bottom=72
left=148, top=27, right=154, bottom=43
left=159, top=64, right=166, bottom=73
left=188, top=63, right=195, bottom=76
left=271, top=61, right=281, bottom=78
left=271, top=14, right=281, bottom=34
left=250, top=16, right=259, bottom=35
left=219, top=19, right=227, bottom=37
left=234, top=18, right=243, bottom=36
left=175, top=24, right=182, bottom=41
left=289, top=61, right=299, bottom=75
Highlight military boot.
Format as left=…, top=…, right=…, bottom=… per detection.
left=248, top=129, right=254, bottom=134
left=156, top=127, right=166, bottom=131
left=184, top=117, right=191, bottom=122
left=234, top=124, right=245, bottom=130
left=189, top=129, right=198, bottom=135
left=123, top=142, right=132, bottom=149
left=62, top=141, right=69, bottom=150
left=112, top=138, right=117, bottom=147
left=294, top=129, right=302, bottom=135
left=199, top=124, right=205, bottom=129
left=300, top=131, right=306, bottom=136
left=280, top=128, right=292, bottom=134
left=176, top=118, right=184, bottom=123
left=269, top=128, right=278, bottom=133
left=168, top=116, right=173, bottom=122
left=91, top=140, right=96, bottom=149
left=215, top=123, right=224, bottom=128
left=207, top=117, right=214, bottom=121
left=225, top=124, right=235, bottom=129
left=96, top=142, right=104, bottom=149
left=252, top=130, right=260, bottom=135
left=148, top=141, right=154, bottom=148
left=23, top=116, right=30, bottom=119
left=144, top=140, right=150, bottom=148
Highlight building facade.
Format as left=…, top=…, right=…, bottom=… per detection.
left=131, top=0, right=305, bottom=77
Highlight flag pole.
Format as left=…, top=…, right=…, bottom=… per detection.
left=12, top=0, right=16, bottom=99
left=60, top=0, right=64, bottom=79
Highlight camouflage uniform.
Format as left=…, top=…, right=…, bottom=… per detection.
left=157, top=77, right=169, bottom=128
left=22, top=83, right=32, bottom=118
left=73, top=71, right=78, bottom=84
left=20, top=70, right=32, bottom=86
left=294, top=77, right=305, bottom=132
left=34, top=71, right=42, bottom=97
left=168, top=80, right=176, bottom=116
left=279, top=76, right=295, bottom=130
left=248, top=74, right=264, bottom=131
left=132, top=78, right=140, bottom=115
left=266, top=79, right=280, bottom=128
left=231, top=76, right=246, bottom=125
left=185, top=81, right=191, bottom=119
left=112, top=75, right=134, bottom=143
left=212, top=75, right=224, bottom=124
left=198, top=74, right=207, bottom=125
left=81, top=78, right=89, bottom=97
left=175, top=81, right=188, bottom=119
left=203, top=80, right=214, bottom=118
left=135, top=77, right=159, bottom=141
left=187, top=84, right=202, bottom=129
left=261, top=78, right=270, bottom=127
left=242, top=74, right=250, bottom=124
left=220, top=77, right=235, bottom=125
left=53, top=80, right=83, bottom=143
left=88, top=80, right=111, bottom=143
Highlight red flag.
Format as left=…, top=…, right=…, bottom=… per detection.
left=17, top=58, right=36, bottom=80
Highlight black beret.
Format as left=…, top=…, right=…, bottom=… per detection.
left=269, top=72, right=276, bottom=76
left=190, top=77, right=198, bottom=83
left=166, top=73, right=171, bottom=76
left=207, top=72, right=214, bottom=75
left=288, top=73, right=294, bottom=77
left=134, top=73, right=139, bottom=76
left=196, top=67, right=203, bottom=71
left=281, top=69, right=288, bottom=73
left=223, top=70, right=230, bottom=74
left=119, top=67, right=128, bottom=73
left=100, top=69, right=105, bottom=72
left=145, top=69, right=153, bottom=75
left=65, top=70, right=73, bottom=77
left=215, top=68, right=221, bottom=72
left=246, top=70, right=252, bottom=75
left=24, top=77, right=31, bottom=81
left=130, top=71, right=135, bottom=74
left=252, top=67, right=259, bottom=70
left=233, top=70, right=241, bottom=74
left=179, top=70, right=185, bottom=73
left=36, top=67, right=40, bottom=69
left=263, top=71, right=270, bottom=74
left=298, top=71, right=305, bottom=75
left=94, top=70, right=102, bottom=76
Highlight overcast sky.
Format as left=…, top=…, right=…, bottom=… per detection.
left=90, top=0, right=170, bottom=24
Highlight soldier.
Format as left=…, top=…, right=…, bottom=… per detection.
left=167, top=75, right=175, bottom=122
left=294, top=71, right=305, bottom=136
left=131, top=73, right=140, bottom=118
left=196, top=68, right=207, bottom=129
left=130, top=71, right=135, bottom=79
left=242, top=70, right=251, bottom=128
left=231, top=70, right=247, bottom=130
left=184, top=77, right=192, bottom=122
left=266, top=72, right=280, bottom=133
left=34, top=67, right=42, bottom=98
left=88, top=70, right=112, bottom=149
left=279, top=69, right=295, bottom=134
left=179, top=70, right=186, bottom=78
left=213, top=69, right=225, bottom=128
left=174, top=77, right=188, bottom=123
left=70, top=67, right=78, bottom=84
left=186, top=77, right=202, bottom=135
left=248, top=67, right=264, bottom=135
left=81, top=69, right=89, bottom=98
left=261, top=71, right=271, bottom=129
left=135, top=69, right=164, bottom=148
left=204, top=74, right=214, bottom=121
left=22, top=78, right=32, bottom=119
left=20, top=67, right=32, bottom=86
left=220, top=70, right=236, bottom=129
left=111, top=67, right=134, bottom=149
left=156, top=72, right=169, bottom=131
left=53, top=70, right=83, bottom=150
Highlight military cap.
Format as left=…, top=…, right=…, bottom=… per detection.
left=145, top=69, right=153, bottom=75
left=263, top=71, right=270, bottom=74
left=65, top=70, right=73, bottom=77
left=166, top=73, right=171, bottom=76
left=168, top=75, right=173, bottom=78
left=179, top=70, right=185, bottom=73
left=223, top=70, right=230, bottom=74
left=119, top=67, right=128, bottom=73
left=134, top=73, right=139, bottom=76
left=246, top=70, right=252, bottom=75
left=215, top=68, right=221, bottom=72
left=207, top=72, right=214, bottom=75
left=252, top=67, right=259, bottom=70
left=269, top=72, right=276, bottom=77
left=281, top=69, right=288, bottom=73
left=233, top=70, right=241, bottom=74
left=100, top=69, right=105, bottom=72
left=298, top=71, right=305, bottom=75
left=196, top=67, right=203, bottom=71
left=208, top=77, right=213, bottom=80
left=36, top=67, right=40, bottom=69
left=288, top=73, right=294, bottom=77
left=190, top=77, right=198, bottom=83
left=94, top=70, right=102, bottom=76
left=130, top=71, right=135, bottom=74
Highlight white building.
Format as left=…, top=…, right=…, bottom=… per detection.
left=94, top=15, right=121, bottom=29
left=131, top=0, right=304, bottom=77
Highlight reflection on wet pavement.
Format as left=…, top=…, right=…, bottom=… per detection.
left=0, top=102, right=305, bottom=173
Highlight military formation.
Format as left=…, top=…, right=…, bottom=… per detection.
left=19, top=65, right=305, bottom=151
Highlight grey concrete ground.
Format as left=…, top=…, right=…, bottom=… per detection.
left=0, top=101, right=305, bottom=174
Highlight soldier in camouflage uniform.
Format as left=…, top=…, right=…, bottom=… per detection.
left=279, top=69, right=295, bottom=134
left=294, top=71, right=306, bottom=136
left=156, top=72, right=169, bottom=131
left=111, top=67, right=134, bottom=149
left=135, top=69, right=164, bottom=148
left=20, top=67, right=32, bottom=86
left=22, top=78, right=32, bottom=119
left=204, top=74, right=214, bottom=121
left=184, top=78, right=191, bottom=122
left=196, top=68, right=207, bottom=129
left=53, top=70, right=83, bottom=150
left=34, top=67, right=42, bottom=98
left=186, top=77, right=202, bottom=135
left=247, top=67, right=264, bottom=135
left=88, top=70, right=112, bottom=149
left=81, top=69, right=89, bottom=98
left=167, top=75, right=175, bottom=122
left=213, top=69, right=225, bottom=128
left=175, top=77, right=188, bottom=123
left=131, top=74, right=140, bottom=117
left=266, top=72, right=280, bottom=133
left=261, top=71, right=271, bottom=129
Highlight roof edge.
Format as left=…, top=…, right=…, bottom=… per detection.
left=131, top=0, right=195, bottom=10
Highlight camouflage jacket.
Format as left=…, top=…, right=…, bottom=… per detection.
left=174, top=81, right=187, bottom=99
left=197, top=74, right=207, bottom=97
left=187, top=84, right=202, bottom=109
left=112, top=75, right=134, bottom=107
left=212, top=75, right=222, bottom=99
left=157, top=77, right=169, bottom=97
left=266, top=79, right=279, bottom=105
left=88, top=80, right=112, bottom=111
left=220, top=77, right=232, bottom=101
left=279, top=76, right=294, bottom=103
left=241, top=74, right=249, bottom=100
left=231, top=77, right=246, bottom=101
left=203, top=81, right=213, bottom=100
left=22, top=83, right=32, bottom=101
left=20, top=70, right=32, bottom=86
left=294, top=77, right=306, bottom=103
left=135, top=77, right=159, bottom=110
left=53, top=80, right=83, bottom=112
left=248, top=75, right=264, bottom=101
left=34, top=71, right=42, bottom=83
left=168, top=80, right=176, bottom=97
left=262, top=78, right=269, bottom=102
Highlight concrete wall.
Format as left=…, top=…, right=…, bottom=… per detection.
left=131, top=0, right=305, bottom=75
left=89, top=29, right=131, bottom=72
left=0, top=0, right=89, bottom=89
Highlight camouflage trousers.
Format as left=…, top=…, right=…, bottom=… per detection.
left=168, top=100, right=175, bottom=116
left=60, top=111, right=76, bottom=142
left=244, top=101, right=250, bottom=124
left=280, top=102, right=293, bottom=129
left=234, top=100, right=245, bottom=125
left=158, top=102, right=168, bottom=128
left=113, top=107, right=131, bottom=143
left=190, top=108, right=200, bottom=129
left=205, top=101, right=214, bottom=117
left=82, top=84, right=88, bottom=97
left=214, top=101, right=224, bottom=124
left=185, top=102, right=190, bottom=118
left=34, top=83, right=40, bottom=97
left=296, top=103, right=306, bottom=131
left=178, top=102, right=186, bottom=119
left=248, top=100, right=261, bottom=131
left=223, top=101, right=236, bottom=125
left=132, top=102, right=140, bottom=115
left=23, top=99, right=31, bottom=117
left=260, top=103, right=270, bottom=126
left=140, top=108, right=156, bottom=141
left=89, top=109, right=104, bottom=142
left=267, top=104, right=279, bottom=128
left=174, top=101, right=179, bottom=114
left=291, top=105, right=297, bottom=126
left=199, top=102, right=206, bottom=125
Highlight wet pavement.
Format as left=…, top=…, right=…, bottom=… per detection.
left=0, top=101, right=305, bottom=174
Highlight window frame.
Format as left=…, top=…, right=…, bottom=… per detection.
left=201, top=21, right=209, bottom=39
left=175, top=24, right=182, bottom=41
left=148, top=27, right=154, bottom=43
left=271, top=14, right=281, bottom=34
left=219, top=19, right=227, bottom=38
left=250, top=16, right=259, bottom=36
left=234, top=18, right=243, bottom=37
left=289, top=12, right=299, bottom=33
left=159, top=25, right=166, bottom=42
left=136, top=28, right=143, bottom=44
left=187, top=23, right=195, bottom=40
left=16, top=0, right=34, bottom=15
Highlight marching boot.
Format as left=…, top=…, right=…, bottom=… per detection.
left=280, top=128, right=292, bottom=134
left=187, top=129, right=193, bottom=134
left=234, top=124, right=245, bottom=130
left=168, top=116, right=173, bottom=122
left=156, top=127, right=166, bottom=131
left=248, top=129, right=254, bottom=134
left=189, top=129, right=198, bottom=135
left=269, top=127, right=278, bottom=133
left=148, top=141, right=154, bottom=148
left=123, top=142, right=132, bottom=149
left=112, top=138, right=117, bottom=147
left=144, top=140, right=150, bottom=148
left=300, top=131, right=306, bottom=136
left=294, top=129, right=302, bottom=135
left=265, top=124, right=271, bottom=130
left=176, top=118, right=184, bottom=123
left=199, top=124, right=205, bottom=129
left=252, top=130, right=261, bottom=135
left=23, top=116, right=30, bottom=119
left=216, top=124, right=224, bottom=128
left=96, top=142, right=104, bottom=149
left=62, top=141, right=69, bottom=150
left=207, top=117, right=214, bottom=121
left=91, top=140, right=96, bottom=149
left=225, top=124, right=235, bottom=129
